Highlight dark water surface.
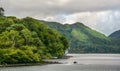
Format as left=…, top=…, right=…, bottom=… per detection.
left=0, top=54, right=120, bottom=71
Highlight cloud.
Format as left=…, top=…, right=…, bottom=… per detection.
left=63, top=11, right=120, bottom=35
left=2, top=0, right=120, bottom=16
left=1, top=0, right=120, bottom=35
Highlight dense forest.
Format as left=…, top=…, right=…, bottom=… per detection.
left=42, top=21, right=120, bottom=53
left=0, top=16, right=69, bottom=64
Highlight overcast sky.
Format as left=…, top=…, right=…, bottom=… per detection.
left=1, top=0, right=120, bottom=36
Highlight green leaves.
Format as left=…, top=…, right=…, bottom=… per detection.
left=0, top=16, right=69, bottom=64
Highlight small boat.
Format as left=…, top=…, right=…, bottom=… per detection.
left=73, top=61, right=77, bottom=64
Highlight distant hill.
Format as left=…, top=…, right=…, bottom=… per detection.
left=109, top=30, right=120, bottom=39
left=41, top=21, right=120, bottom=53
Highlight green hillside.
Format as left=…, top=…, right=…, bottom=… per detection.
left=109, top=30, right=120, bottom=46
left=0, top=16, right=69, bottom=64
left=109, top=30, right=120, bottom=39
left=42, top=21, right=120, bottom=53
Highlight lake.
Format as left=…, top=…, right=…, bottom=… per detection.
left=0, top=54, right=120, bottom=71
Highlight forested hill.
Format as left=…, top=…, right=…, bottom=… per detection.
left=0, top=16, right=69, bottom=64
left=41, top=21, right=120, bottom=53
left=109, top=30, right=120, bottom=47
left=109, top=30, right=120, bottom=39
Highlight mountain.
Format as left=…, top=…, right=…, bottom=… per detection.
left=109, top=30, right=120, bottom=39
left=41, top=21, right=120, bottom=53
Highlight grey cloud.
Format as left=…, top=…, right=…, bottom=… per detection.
left=2, top=0, right=120, bottom=17
left=96, top=11, right=120, bottom=35
left=63, top=11, right=120, bottom=35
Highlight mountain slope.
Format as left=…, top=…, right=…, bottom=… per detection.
left=109, top=30, right=120, bottom=39
left=41, top=21, right=120, bottom=53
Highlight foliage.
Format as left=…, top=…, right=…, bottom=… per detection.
left=0, top=17, right=69, bottom=64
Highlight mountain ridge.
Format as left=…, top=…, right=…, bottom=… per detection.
left=40, top=20, right=120, bottom=53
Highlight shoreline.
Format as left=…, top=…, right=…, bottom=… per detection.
left=0, top=55, right=72, bottom=67
left=0, top=61, right=61, bottom=67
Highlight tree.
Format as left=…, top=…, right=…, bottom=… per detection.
left=0, top=30, right=23, bottom=48
left=0, top=7, right=4, bottom=17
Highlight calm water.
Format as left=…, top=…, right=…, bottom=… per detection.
left=0, top=54, right=120, bottom=71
